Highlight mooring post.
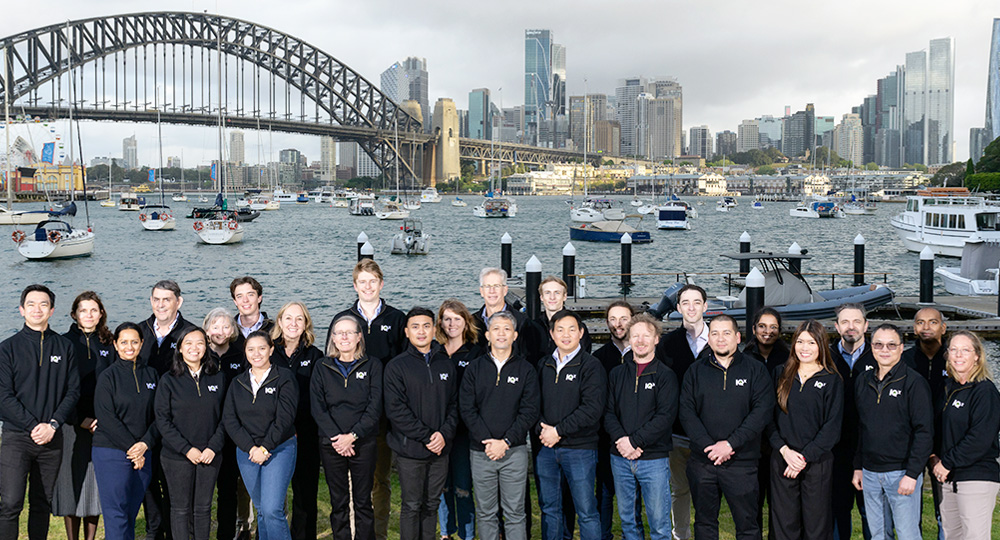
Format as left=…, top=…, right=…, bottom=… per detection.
left=621, top=233, right=633, bottom=296
left=357, top=232, right=368, bottom=261
left=563, top=242, right=576, bottom=298
left=919, top=246, right=934, bottom=304
left=525, top=255, right=542, bottom=320
left=854, top=234, right=866, bottom=286
left=788, top=242, right=802, bottom=276
left=745, top=267, right=765, bottom=338
left=739, top=231, right=751, bottom=277
left=501, top=232, right=512, bottom=279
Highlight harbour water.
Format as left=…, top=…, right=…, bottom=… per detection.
left=0, top=196, right=942, bottom=334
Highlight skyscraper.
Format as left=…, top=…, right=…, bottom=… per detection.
left=781, top=104, right=815, bottom=158
left=320, top=136, right=336, bottom=182
left=756, top=116, right=782, bottom=149
left=551, top=43, right=567, bottom=117
left=986, top=19, right=1000, bottom=144
left=615, top=77, right=647, bottom=156
left=971, top=128, right=990, bottom=162
left=689, top=126, right=713, bottom=160
left=903, top=50, right=927, bottom=165
left=716, top=131, right=737, bottom=158
left=524, top=29, right=552, bottom=146
left=380, top=57, right=429, bottom=131
left=874, top=68, right=904, bottom=167
left=122, top=135, right=137, bottom=170
left=468, top=88, right=492, bottom=140
left=737, top=120, right=760, bottom=152
left=230, top=131, right=245, bottom=165
left=926, top=37, right=955, bottom=164
left=832, top=113, right=863, bottom=166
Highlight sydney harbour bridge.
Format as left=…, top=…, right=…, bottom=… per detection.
left=0, top=12, right=594, bottom=186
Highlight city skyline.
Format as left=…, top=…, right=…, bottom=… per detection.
left=0, top=0, right=994, bottom=166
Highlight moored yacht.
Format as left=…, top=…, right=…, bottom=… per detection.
left=13, top=219, right=94, bottom=259
left=474, top=197, right=517, bottom=218
left=420, top=187, right=442, bottom=203
left=656, top=204, right=691, bottom=230
left=890, top=187, right=1000, bottom=257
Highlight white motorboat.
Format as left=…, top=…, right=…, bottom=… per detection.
left=570, top=205, right=604, bottom=223
left=0, top=207, right=51, bottom=225
left=376, top=199, right=410, bottom=220
left=630, top=196, right=643, bottom=207
left=716, top=200, right=731, bottom=212
left=171, top=192, right=188, bottom=202
left=751, top=200, right=764, bottom=210
left=451, top=197, right=467, bottom=207
left=349, top=195, right=376, bottom=216
left=420, top=187, right=443, bottom=203
left=390, top=219, right=431, bottom=255
left=13, top=219, right=94, bottom=259
left=656, top=204, right=691, bottom=230
left=118, top=193, right=141, bottom=211
left=193, top=211, right=244, bottom=244
left=843, top=200, right=877, bottom=215
left=889, top=187, right=1000, bottom=257
left=474, top=197, right=517, bottom=218
left=571, top=198, right=625, bottom=222
left=403, top=199, right=421, bottom=211
left=721, top=196, right=738, bottom=208
left=318, top=187, right=334, bottom=204
left=273, top=188, right=296, bottom=203
left=934, top=238, right=1000, bottom=295
left=139, top=205, right=176, bottom=231
left=99, top=198, right=116, bottom=208
left=789, top=201, right=820, bottom=218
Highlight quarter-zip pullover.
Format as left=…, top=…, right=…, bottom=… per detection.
left=537, top=349, right=607, bottom=449
left=593, top=341, right=631, bottom=375
left=310, top=355, right=383, bottom=441
left=854, top=361, right=933, bottom=478
left=222, top=365, right=298, bottom=453
left=934, top=378, right=1000, bottom=483
left=213, top=345, right=246, bottom=383
left=383, top=342, right=458, bottom=459
left=0, top=325, right=80, bottom=432
left=154, top=369, right=227, bottom=461
left=330, top=300, right=407, bottom=365
left=459, top=352, right=539, bottom=451
left=92, top=358, right=159, bottom=451
left=445, top=342, right=482, bottom=434
left=902, top=344, right=948, bottom=406
left=64, top=323, right=114, bottom=423
left=766, top=368, right=844, bottom=463
left=522, top=314, right=593, bottom=367
left=139, top=312, right=196, bottom=375
left=657, top=326, right=711, bottom=437
left=679, top=351, right=775, bottom=464
left=830, top=339, right=876, bottom=456
left=270, top=341, right=323, bottom=428
left=744, top=339, right=790, bottom=375
left=604, top=358, right=679, bottom=459
left=474, top=304, right=528, bottom=356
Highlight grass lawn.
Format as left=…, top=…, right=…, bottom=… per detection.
left=22, top=469, right=1000, bottom=539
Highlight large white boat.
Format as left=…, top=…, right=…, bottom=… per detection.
left=273, top=188, right=296, bottom=203
left=474, top=197, right=517, bottom=218
left=0, top=207, right=51, bottom=225
left=656, top=204, right=691, bottom=230
left=118, top=192, right=141, bottom=211
left=139, top=205, right=176, bottom=231
left=376, top=198, right=409, bottom=220
left=13, top=219, right=94, bottom=259
left=570, top=198, right=625, bottom=222
left=934, top=239, right=1000, bottom=296
left=193, top=211, right=244, bottom=244
left=420, top=187, right=443, bottom=203
left=349, top=195, right=376, bottom=216
left=890, top=187, right=1000, bottom=257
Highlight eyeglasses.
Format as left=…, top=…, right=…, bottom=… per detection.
left=480, top=284, right=504, bottom=290
left=871, top=342, right=900, bottom=351
left=333, top=330, right=360, bottom=338
left=948, top=347, right=975, bottom=357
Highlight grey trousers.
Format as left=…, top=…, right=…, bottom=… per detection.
left=471, top=445, right=529, bottom=540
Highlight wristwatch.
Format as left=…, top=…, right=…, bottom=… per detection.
left=48, top=419, right=59, bottom=431
left=351, top=432, right=359, bottom=441
left=503, top=438, right=512, bottom=447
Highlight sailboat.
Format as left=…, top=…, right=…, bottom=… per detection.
left=194, top=31, right=244, bottom=245
left=99, top=162, right=116, bottom=207
left=376, top=118, right=410, bottom=220
left=139, top=96, right=175, bottom=231
left=13, top=32, right=94, bottom=259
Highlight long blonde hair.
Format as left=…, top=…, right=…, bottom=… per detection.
left=270, top=301, right=315, bottom=347
left=435, top=299, right=480, bottom=344
left=945, top=331, right=992, bottom=383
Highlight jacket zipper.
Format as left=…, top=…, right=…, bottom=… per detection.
left=39, top=332, right=44, bottom=367
left=870, top=374, right=905, bottom=404
left=710, top=361, right=728, bottom=389
left=132, top=362, right=140, bottom=393
left=942, top=385, right=969, bottom=413
left=195, top=374, right=202, bottom=397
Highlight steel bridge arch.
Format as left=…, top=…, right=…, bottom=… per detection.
left=0, top=12, right=423, bottom=178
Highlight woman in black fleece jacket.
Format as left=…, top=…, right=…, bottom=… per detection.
left=223, top=330, right=298, bottom=540
left=92, top=322, right=159, bottom=540
left=929, top=331, right=1000, bottom=540
left=155, top=327, right=227, bottom=540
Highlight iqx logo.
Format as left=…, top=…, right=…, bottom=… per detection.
left=439, top=373, right=449, bottom=381
left=49, top=355, right=61, bottom=363
left=458, top=360, right=469, bottom=367
left=207, top=385, right=219, bottom=392
left=865, top=365, right=874, bottom=371
left=952, top=399, right=965, bottom=409
left=300, top=360, right=311, bottom=367
left=735, top=379, right=747, bottom=386
left=507, top=376, right=519, bottom=384
left=888, top=389, right=902, bottom=398
left=265, top=387, right=276, bottom=395
left=356, top=371, right=367, bottom=380
left=814, top=381, right=826, bottom=389
left=644, top=382, right=655, bottom=390
left=100, top=350, right=109, bottom=357
left=230, top=363, right=241, bottom=371
left=380, top=325, right=391, bottom=332
left=565, top=374, right=577, bottom=382
left=145, top=382, right=156, bottom=390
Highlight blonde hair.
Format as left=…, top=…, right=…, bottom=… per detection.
left=353, top=259, right=384, bottom=283
left=270, top=301, right=315, bottom=347
left=327, top=314, right=366, bottom=360
left=202, top=308, right=238, bottom=344
left=945, top=331, right=992, bottom=383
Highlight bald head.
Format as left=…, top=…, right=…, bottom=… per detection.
left=913, top=307, right=946, bottom=345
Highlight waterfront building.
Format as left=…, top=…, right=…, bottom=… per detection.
left=615, top=76, right=647, bottom=156
left=716, top=130, right=737, bottom=158
left=122, top=135, right=138, bottom=170
left=230, top=131, right=245, bottom=165
left=504, top=163, right=591, bottom=195
left=737, top=120, right=760, bottom=153
left=380, top=57, right=429, bottom=132
left=697, top=172, right=727, bottom=196
left=594, top=120, right=621, bottom=156
left=874, top=68, right=905, bottom=168
left=469, top=88, right=492, bottom=140
left=803, top=174, right=832, bottom=196
left=832, top=113, right=864, bottom=166
left=987, top=19, right=1000, bottom=144
left=781, top=104, right=815, bottom=158
left=689, top=126, right=713, bottom=160
left=525, top=29, right=553, bottom=146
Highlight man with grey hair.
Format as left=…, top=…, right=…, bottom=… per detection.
left=475, top=268, right=527, bottom=352
left=460, top=311, right=539, bottom=540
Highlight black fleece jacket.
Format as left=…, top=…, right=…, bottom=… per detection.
left=64, top=324, right=114, bottom=423
left=593, top=341, right=630, bottom=375
left=744, top=339, right=790, bottom=375
left=270, top=341, right=323, bottom=430
left=604, top=358, right=679, bottom=459
left=766, top=367, right=844, bottom=463
left=854, top=361, right=933, bottom=478
left=830, top=339, right=877, bottom=458
left=446, top=342, right=482, bottom=434
left=139, top=313, right=196, bottom=376
left=902, top=344, right=948, bottom=406
left=0, top=325, right=80, bottom=432
left=537, top=350, right=607, bottom=449
left=213, top=345, right=246, bottom=384
left=330, top=301, right=407, bottom=365
left=474, top=304, right=528, bottom=355
left=522, top=315, right=592, bottom=367
left=92, top=359, right=159, bottom=451
left=154, top=369, right=227, bottom=461
left=656, top=326, right=711, bottom=437
left=223, top=365, right=298, bottom=453
left=679, top=351, right=776, bottom=465
left=384, top=342, right=459, bottom=459
left=933, top=378, right=1000, bottom=483
left=310, top=355, right=383, bottom=441
left=459, top=352, right=539, bottom=451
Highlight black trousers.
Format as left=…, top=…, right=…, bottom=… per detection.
left=291, top=422, right=320, bottom=540
left=0, top=429, right=63, bottom=540
left=397, top=454, right=449, bottom=540
left=320, top=436, right=378, bottom=540
left=831, top=452, right=871, bottom=540
left=216, top=437, right=239, bottom=540
left=162, top=454, right=222, bottom=540
left=687, top=458, right=760, bottom=540
left=769, top=452, right=833, bottom=540
left=757, top=447, right=773, bottom=540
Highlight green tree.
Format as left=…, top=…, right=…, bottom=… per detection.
left=967, top=159, right=976, bottom=177
left=965, top=172, right=1000, bottom=191
left=663, top=160, right=673, bottom=165
left=977, top=137, right=1000, bottom=173
left=603, top=159, right=616, bottom=167
left=764, top=147, right=786, bottom=162
left=679, top=161, right=693, bottom=166
left=756, top=165, right=777, bottom=175
left=865, top=162, right=879, bottom=171
left=931, top=162, right=967, bottom=187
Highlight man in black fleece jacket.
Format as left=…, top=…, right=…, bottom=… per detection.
left=678, top=315, right=774, bottom=540
left=852, top=324, right=933, bottom=540
left=384, top=308, right=458, bottom=540
left=474, top=267, right=528, bottom=354
left=460, top=311, right=539, bottom=540
left=0, top=285, right=80, bottom=540
left=535, top=310, right=607, bottom=540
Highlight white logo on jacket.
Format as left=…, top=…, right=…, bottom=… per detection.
left=439, top=373, right=449, bottom=381
left=100, top=350, right=109, bottom=357
left=814, top=381, right=826, bottom=389
left=230, top=363, right=241, bottom=371
left=952, top=399, right=965, bottom=409
left=207, top=385, right=219, bottom=392
left=265, top=387, right=276, bottom=394
left=865, top=364, right=874, bottom=371
left=170, top=343, right=177, bottom=349
left=300, top=360, right=311, bottom=367
left=644, top=382, right=655, bottom=390
left=356, top=372, right=367, bottom=380
left=145, top=382, right=156, bottom=390
left=735, top=379, right=747, bottom=386
left=888, top=389, right=902, bottom=398
left=49, top=355, right=61, bottom=363
left=380, top=325, right=390, bottom=332
left=458, top=360, right=469, bottom=367
left=565, top=374, right=577, bottom=382
left=507, top=376, right=519, bottom=384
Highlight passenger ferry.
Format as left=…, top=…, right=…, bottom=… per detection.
left=889, top=187, right=1000, bottom=257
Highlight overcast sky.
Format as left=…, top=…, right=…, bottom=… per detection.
left=2, top=0, right=997, bottom=167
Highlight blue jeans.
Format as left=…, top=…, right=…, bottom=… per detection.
left=862, top=469, right=922, bottom=540
left=610, top=455, right=671, bottom=540
left=438, top=432, right=474, bottom=540
left=92, top=446, right=153, bottom=540
left=536, top=447, right=600, bottom=540
left=237, top=438, right=297, bottom=540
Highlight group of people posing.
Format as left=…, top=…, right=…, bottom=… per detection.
left=0, top=259, right=997, bottom=540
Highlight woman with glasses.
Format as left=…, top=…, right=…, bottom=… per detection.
left=929, top=331, right=1000, bottom=540
left=311, top=314, right=383, bottom=540
left=270, top=301, right=324, bottom=540
left=767, top=319, right=843, bottom=540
